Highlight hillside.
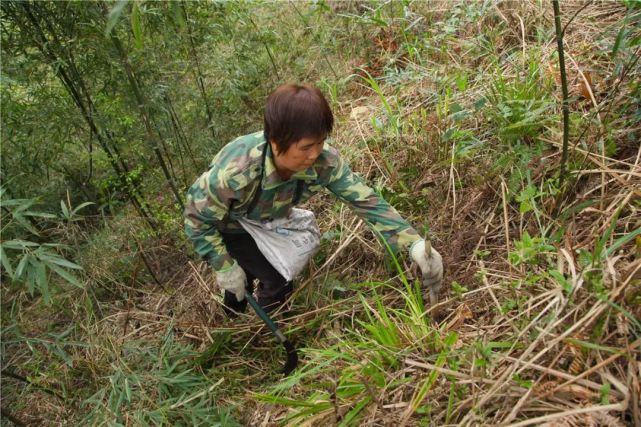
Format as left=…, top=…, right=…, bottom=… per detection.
left=1, top=1, right=640, bottom=426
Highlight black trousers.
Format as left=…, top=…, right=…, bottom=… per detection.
left=221, top=232, right=293, bottom=315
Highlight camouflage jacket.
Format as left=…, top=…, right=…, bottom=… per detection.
left=184, top=131, right=421, bottom=271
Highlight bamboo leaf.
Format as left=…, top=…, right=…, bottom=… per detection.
left=105, top=0, right=130, bottom=37
left=604, top=227, right=641, bottom=258
left=0, top=245, right=14, bottom=278
left=33, top=258, right=50, bottom=304
left=23, top=211, right=57, bottom=219
left=38, top=254, right=83, bottom=270
left=612, top=26, right=627, bottom=59
left=564, top=338, right=620, bottom=354
left=339, top=396, right=372, bottom=427
left=60, top=200, right=70, bottom=218
left=25, top=265, right=36, bottom=295
left=15, top=254, right=31, bottom=279
left=12, top=199, right=36, bottom=213
left=0, top=198, right=31, bottom=208
left=51, top=344, right=73, bottom=367
left=170, top=1, right=185, bottom=29
left=404, top=332, right=458, bottom=420
left=124, top=377, right=132, bottom=402
left=357, top=68, right=393, bottom=117
left=13, top=215, right=40, bottom=236
left=131, top=2, right=143, bottom=49
left=252, top=393, right=329, bottom=408
left=47, top=263, right=84, bottom=289
left=71, top=202, right=95, bottom=216
left=595, top=204, right=624, bottom=260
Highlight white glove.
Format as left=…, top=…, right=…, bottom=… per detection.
left=410, top=239, right=444, bottom=292
left=216, top=261, right=247, bottom=302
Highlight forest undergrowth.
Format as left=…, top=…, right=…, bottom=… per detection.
left=1, top=1, right=640, bottom=426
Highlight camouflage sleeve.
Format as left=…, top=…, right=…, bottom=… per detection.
left=183, top=167, right=238, bottom=271
left=325, top=156, right=421, bottom=254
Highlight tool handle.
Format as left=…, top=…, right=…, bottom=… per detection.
left=246, top=293, right=298, bottom=375
left=245, top=293, right=285, bottom=343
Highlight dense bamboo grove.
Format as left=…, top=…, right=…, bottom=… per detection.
left=1, top=1, right=640, bottom=425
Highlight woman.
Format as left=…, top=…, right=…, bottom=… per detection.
left=184, top=84, right=443, bottom=316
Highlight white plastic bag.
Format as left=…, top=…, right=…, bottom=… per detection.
left=238, top=208, right=320, bottom=281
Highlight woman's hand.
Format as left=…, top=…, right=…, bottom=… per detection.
left=410, top=239, right=444, bottom=303
left=216, top=261, right=247, bottom=302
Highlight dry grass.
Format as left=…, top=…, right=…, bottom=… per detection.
left=233, top=2, right=639, bottom=425
left=2, top=1, right=639, bottom=426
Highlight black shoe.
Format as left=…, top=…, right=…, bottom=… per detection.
left=257, top=281, right=293, bottom=314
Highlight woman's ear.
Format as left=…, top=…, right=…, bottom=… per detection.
left=269, top=139, right=279, bottom=156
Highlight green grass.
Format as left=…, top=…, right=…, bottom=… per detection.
left=2, top=1, right=640, bottom=426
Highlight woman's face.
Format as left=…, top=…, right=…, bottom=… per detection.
left=270, top=136, right=325, bottom=176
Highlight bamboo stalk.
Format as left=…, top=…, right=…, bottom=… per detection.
left=182, top=2, right=216, bottom=140
left=553, top=0, right=570, bottom=186
left=109, top=33, right=185, bottom=211
left=17, top=1, right=158, bottom=230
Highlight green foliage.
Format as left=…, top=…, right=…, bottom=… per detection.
left=74, top=214, right=146, bottom=291
left=2, top=2, right=640, bottom=425
left=1, top=190, right=85, bottom=304
left=59, top=199, right=94, bottom=223
left=406, top=331, right=458, bottom=418
left=509, top=231, right=555, bottom=267
left=512, top=373, right=533, bottom=389
left=195, top=331, right=232, bottom=370
left=515, top=183, right=540, bottom=214
left=2, top=320, right=88, bottom=371
left=612, top=3, right=641, bottom=65
left=547, top=269, right=572, bottom=295
left=131, top=2, right=143, bottom=49
left=492, top=140, right=549, bottom=215
left=357, top=291, right=402, bottom=357
left=358, top=68, right=395, bottom=119
left=80, top=326, right=240, bottom=426
left=255, top=278, right=454, bottom=425
left=451, top=280, right=468, bottom=298
left=105, top=0, right=129, bottom=36
left=485, top=51, right=554, bottom=144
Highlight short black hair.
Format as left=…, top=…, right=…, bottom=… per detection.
left=264, top=84, right=334, bottom=153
